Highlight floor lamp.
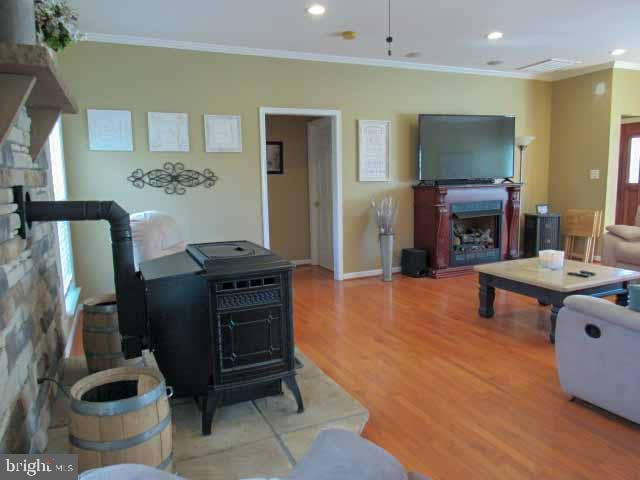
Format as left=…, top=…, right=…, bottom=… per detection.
left=516, top=135, right=535, bottom=255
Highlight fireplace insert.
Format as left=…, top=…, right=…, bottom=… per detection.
left=450, top=201, right=502, bottom=267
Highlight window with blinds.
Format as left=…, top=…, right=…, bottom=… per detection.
left=48, top=119, right=74, bottom=294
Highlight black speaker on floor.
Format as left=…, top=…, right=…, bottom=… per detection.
left=401, top=248, right=427, bottom=278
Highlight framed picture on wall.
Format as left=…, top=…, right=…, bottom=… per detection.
left=148, top=112, right=190, bottom=152
left=87, top=109, right=134, bottom=151
left=204, top=114, right=243, bottom=152
left=358, top=120, right=390, bottom=182
left=267, top=141, right=284, bottom=174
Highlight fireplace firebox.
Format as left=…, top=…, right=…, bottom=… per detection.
left=450, top=201, right=502, bottom=267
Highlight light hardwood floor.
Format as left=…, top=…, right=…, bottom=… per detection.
left=293, top=266, right=640, bottom=480
left=70, top=266, right=640, bottom=479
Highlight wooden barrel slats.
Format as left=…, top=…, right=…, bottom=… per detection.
left=69, top=367, right=173, bottom=473
left=83, top=294, right=126, bottom=373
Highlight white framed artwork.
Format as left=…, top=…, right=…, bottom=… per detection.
left=87, top=109, right=133, bottom=151
left=148, top=112, right=190, bottom=152
left=204, top=114, right=243, bottom=153
left=358, top=120, right=390, bottom=182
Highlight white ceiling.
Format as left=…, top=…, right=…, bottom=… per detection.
left=70, top=0, right=640, bottom=79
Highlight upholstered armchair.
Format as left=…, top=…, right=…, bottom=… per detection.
left=602, top=208, right=640, bottom=270
left=556, top=295, right=640, bottom=424
left=130, top=211, right=187, bottom=270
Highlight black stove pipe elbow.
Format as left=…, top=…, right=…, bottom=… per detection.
left=25, top=200, right=145, bottom=354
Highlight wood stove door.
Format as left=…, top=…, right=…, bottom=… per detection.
left=211, top=274, right=291, bottom=385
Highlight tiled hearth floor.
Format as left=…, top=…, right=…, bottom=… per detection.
left=46, top=350, right=369, bottom=479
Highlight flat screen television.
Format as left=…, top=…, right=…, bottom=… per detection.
left=418, top=114, right=515, bottom=183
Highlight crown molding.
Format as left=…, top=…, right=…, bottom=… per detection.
left=549, top=62, right=615, bottom=81
left=85, top=33, right=546, bottom=81
left=549, top=60, right=640, bottom=81
left=613, top=60, right=640, bottom=71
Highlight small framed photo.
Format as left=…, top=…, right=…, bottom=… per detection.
left=536, top=204, right=549, bottom=215
left=267, top=141, right=283, bottom=174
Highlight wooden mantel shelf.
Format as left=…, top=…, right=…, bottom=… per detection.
left=0, top=42, right=78, bottom=160
left=0, top=43, right=77, bottom=113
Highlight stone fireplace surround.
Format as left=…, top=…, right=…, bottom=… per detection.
left=0, top=106, right=69, bottom=453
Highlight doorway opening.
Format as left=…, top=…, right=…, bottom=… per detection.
left=615, top=117, right=640, bottom=225
left=259, top=108, right=343, bottom=281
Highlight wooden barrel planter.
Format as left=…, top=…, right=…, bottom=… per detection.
left=83, top=294, right=126, bottom=373
left=69, top=367, right=173, bottom=473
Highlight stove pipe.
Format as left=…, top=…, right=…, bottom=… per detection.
left=25, top=200, right=145, bottom=355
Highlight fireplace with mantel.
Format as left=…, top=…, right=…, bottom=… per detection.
left=414, top=184, right=521, bottom=278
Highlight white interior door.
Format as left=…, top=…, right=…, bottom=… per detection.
left=308, top=117, right=333, bottom=270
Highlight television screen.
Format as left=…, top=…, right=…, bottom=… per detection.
left=418, top=115, right=515, bottom=182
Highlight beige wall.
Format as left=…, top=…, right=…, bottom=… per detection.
left=59, top=42, right=552, bottom=299
left=548, top=70, right=613, bottom=223
left=266, top=115, right=314, bottom=261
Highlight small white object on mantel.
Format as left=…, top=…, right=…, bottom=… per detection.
left=148, top=112, right=190, bottom=152
left=358, top=120, right=390, bottom=182
left=204, top=114, right=243, bottom=153
left=87, top=109, right=133, bottom=151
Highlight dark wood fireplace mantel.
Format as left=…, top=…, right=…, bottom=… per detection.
left=414, top=183, right=521, bottom=278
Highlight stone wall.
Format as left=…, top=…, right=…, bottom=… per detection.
left=0, top=107, right=67, bottom=453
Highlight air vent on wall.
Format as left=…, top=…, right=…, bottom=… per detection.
left=517, top=58, right=579, bottom=73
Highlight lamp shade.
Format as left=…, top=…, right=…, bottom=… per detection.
left=516, top=135, right=536, bottom=148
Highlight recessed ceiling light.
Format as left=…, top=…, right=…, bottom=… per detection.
left=486, top=31, right=503, bottom=40
left=307, top=4, right=326, bottom=15
left=611, top=48, right=627, bottom=56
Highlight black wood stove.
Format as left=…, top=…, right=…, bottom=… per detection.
left=139, top=240, right=304, bottom=435
left=12, top=194, right=301, bottom=435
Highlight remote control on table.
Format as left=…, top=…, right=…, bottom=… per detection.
left=579, top=270, right=596, bottom=276
left=568, top=272, right=590, bottom=278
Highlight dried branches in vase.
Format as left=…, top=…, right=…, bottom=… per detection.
left=371, top=196, right=398, bottom=281
left=371, top=195, right=398, bottom=235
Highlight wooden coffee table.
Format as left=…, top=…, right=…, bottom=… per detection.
left=474, top=258, right=640, bottom=343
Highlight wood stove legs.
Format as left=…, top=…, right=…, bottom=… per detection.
left=284, top=375, right=305, bottom=413
left=201, top=392, right=219, bottom=436
left=199, top=375, right=304, bottom=436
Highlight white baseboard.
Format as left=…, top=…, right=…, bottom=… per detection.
left=292, top=259, right=312, bottom=266
left=343, top=266, right=402, bottom=280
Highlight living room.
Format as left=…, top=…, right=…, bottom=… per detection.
left=1, top=1, right=640, bottom=479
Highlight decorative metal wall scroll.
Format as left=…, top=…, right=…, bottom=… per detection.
left=127, top=162, right=218, bottom=195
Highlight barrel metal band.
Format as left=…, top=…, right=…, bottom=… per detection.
left=83, top=325, right=119, bottom=334
left=70, top=379, right=166, bottom=416
left=84, top=352, right=124, bottom=359
left=85, top=306, right=118, bottom=314
left=157, top=452, right=174, bottom=471
left=69, top=414, right=171, bottom=452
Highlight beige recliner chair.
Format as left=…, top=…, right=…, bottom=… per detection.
left=602, top=208, right=640, bottom=271
left=130, top=211, right=187, bottom=270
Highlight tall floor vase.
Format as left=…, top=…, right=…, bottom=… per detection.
left=380, top=233, right=394, bottom=282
